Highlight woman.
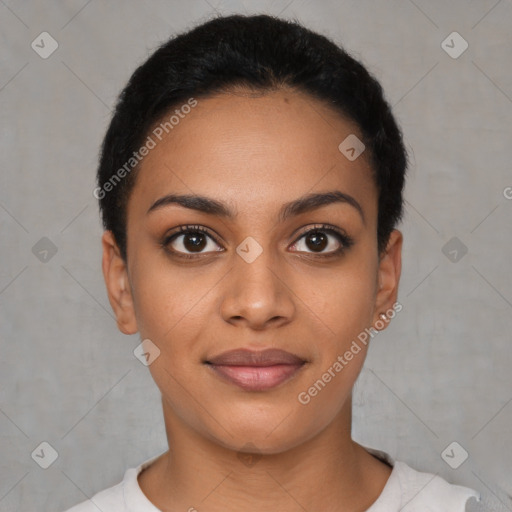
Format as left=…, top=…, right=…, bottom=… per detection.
left=66, top=13, right=481, bottom=511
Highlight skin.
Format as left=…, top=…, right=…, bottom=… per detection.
left=102, top=88, right=402, bottom=511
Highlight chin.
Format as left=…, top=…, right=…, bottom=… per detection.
left=202, top=407, right=322, bottom=455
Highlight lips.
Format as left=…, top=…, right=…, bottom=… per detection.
left=205, top=349, right=306, bottom=391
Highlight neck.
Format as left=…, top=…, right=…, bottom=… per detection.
left=138, top=395, right=391, bottom=512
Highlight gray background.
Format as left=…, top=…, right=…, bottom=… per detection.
left=0, top=1, right=511, bottom=510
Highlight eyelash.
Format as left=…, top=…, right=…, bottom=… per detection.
left=161, top=224, right=354, bottom=260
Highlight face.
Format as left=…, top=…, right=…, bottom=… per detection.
left=102, top=89, right=402, bottom=454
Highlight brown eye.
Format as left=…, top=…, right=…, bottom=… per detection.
left=164, top=226, right=223, bottom=256
left=181, top=232, right=207, bottom=252
left=304, top=231, right=328, bottom=252
left=290, top=225, right=354, bottom=256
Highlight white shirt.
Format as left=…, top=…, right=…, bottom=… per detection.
left=63, top=447, right=481, bottom=511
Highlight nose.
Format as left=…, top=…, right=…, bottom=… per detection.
left=220, top=245, right=296, bottom=331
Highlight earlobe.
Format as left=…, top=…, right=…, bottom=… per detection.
left=101, top=231, right=138, bottom=335
left=373, top=229, right=403, bottom=328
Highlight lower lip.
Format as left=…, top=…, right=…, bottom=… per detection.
left=207, top=363, right=304, bottom=391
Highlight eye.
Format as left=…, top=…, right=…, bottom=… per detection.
left=163, top=225, right=223, bottom=258
left=289, top=224, right=353, bottom=256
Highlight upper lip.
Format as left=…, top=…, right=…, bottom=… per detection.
left=206, top=348, right=305, bottom=367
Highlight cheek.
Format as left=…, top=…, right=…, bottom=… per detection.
left=329, top=279, right=377, bottom=348
left=129, top=261, right=214, bottom=407
left=294, top=259, right=378, bottom=352
left=293, top=270, right=377, bottom=422
left=129, top=253, right=217, bottom=352
left=300, top=282, right=374, bottom=398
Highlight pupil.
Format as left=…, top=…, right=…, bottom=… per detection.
left=184, top=233, right=206, bottom=252
left=307, top=232, right=327, bottom=252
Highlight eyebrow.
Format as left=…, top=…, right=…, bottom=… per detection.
left=147, top=190, right=365, bottom=224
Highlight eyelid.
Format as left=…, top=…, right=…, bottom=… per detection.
left=292, top=223, right=349, bottom=240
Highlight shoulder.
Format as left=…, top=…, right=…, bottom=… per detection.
left=61, top=478, right=126, bottom=512
left=61, top=454, right=162, bottom=512
left=363, top=446, right=481, bottom=512
left=392, top=459, right=480, bottom=512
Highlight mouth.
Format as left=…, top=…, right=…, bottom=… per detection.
left=204, top=348, right=307, bottom=391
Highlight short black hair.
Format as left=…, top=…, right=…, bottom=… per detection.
left=96, top=13, right=408, bottom=261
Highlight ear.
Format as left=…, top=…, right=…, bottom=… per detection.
left=373, top=229, right=403, bottom=329
left=101, top=230, right=138, bottom=335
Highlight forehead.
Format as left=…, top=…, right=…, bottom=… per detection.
left=127, top=89, right=377, bottom=224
